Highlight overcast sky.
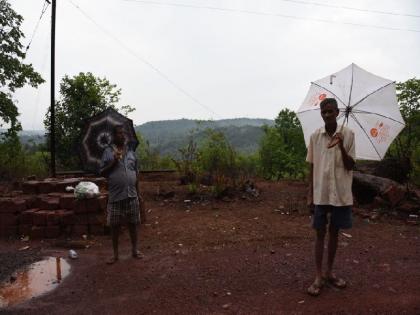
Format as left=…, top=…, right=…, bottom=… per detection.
left=9, top=0, right=420, bottom=130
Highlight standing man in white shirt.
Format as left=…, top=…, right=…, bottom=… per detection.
left=306, top=98, right=356, bottom=296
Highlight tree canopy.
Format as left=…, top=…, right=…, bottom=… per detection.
left=44, top=72, right=134, bottom=169
left=0, top=0, right=44, bottom=137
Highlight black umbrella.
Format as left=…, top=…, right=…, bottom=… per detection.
left=80, top=107, right=139, bottom=172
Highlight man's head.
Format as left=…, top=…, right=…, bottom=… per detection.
left=320, top=98, right=339, bottom=125
left=113, top=125, right=126, bottom=146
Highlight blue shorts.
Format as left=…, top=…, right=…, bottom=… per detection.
left=312, top=205, right=352, bottom=230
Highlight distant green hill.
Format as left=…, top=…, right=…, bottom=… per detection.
left=12, top=118, right=274, bottom=156
left=135, top=118, right=274, bottom=156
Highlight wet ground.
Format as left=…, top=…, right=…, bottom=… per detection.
left=0, top=180, right=419, bottom=314
left=0, top=257, right=70, bottom=308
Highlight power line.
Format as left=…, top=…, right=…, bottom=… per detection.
left=66, top=0, right=221, bottom=119
left=280, top=0, right=420, bottom=19
left=25, top=0, right=50, bottom=54
left=123, top=0, right=420, bottom=33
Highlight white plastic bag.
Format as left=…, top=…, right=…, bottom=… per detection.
left=74, top=181, right=99, bottom=199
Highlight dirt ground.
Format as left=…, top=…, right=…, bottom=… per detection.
left=0, top=180, right=419, bottom=315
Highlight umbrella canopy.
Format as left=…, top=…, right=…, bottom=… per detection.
left=80, top=107, right=139, bottom=171
left=297, top=64, right=405, bottom=160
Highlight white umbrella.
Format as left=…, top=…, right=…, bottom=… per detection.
left=297, top=63, right=405, bottom=160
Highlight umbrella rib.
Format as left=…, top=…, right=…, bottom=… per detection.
left=350, top=112, right=382, bottom=159
left=296, top=108, right=321, bottom=115
left=351, top=109, right=405, bottom=125
left=311, top=82, right=347, bottom=107
left=350, top=81, right=395, bottom=109
left=348, top=64, right=354, bottom=107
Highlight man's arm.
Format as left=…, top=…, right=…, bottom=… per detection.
left=99, top=149, right=118, bottom=177
left=307, top=163, right=314, bottom=212
left=336, top=132, right=355, bottom=171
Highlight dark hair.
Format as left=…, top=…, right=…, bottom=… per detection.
left=320, top=98, right=338, bottom=110
left=112, top=125, right=124, bottom=137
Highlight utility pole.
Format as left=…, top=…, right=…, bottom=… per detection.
left=50, top=0, right=56, bottom=177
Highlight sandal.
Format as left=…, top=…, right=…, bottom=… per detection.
left=307, top=279, right=324, bottom=296
left=106, top=256, right=119, bottom=265
left=324, top=275, right=347, bottom=289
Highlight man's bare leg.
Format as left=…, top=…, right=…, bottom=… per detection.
left=308, top=228, right=326, bottom=295
left=325, top=226, right=347, bottom=288
left=326, top=225, right=339, bottom=277
left=128, top=223, right=142, bottom=258
left=107, top=224, right=120, bottom=264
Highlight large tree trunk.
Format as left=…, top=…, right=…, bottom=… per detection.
left=352, top=171, right=406, bottom=206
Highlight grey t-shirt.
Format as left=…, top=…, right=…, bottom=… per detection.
left=100, top=145, right=138, bottom=203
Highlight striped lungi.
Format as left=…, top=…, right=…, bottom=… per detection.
left=107, top=197, right=140, bottom=226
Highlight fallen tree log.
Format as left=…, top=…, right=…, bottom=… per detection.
left=352, top=172, right=406, bottom=207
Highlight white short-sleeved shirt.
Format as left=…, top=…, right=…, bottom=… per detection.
left=306, top=126, right=355, bottom=206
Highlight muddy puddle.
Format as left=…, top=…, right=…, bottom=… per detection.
left=0, top=257, right=71, bottom=308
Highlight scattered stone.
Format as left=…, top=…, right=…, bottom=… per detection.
left=222, top=303, right=231, bottom=309
left=270, top=250, right=275, bottom=254
left=18, top=246, right=30, bottom=251
left=388, top=287, right=397, bottom=293
left=342, top=232, right=352, bottom=238
left=353, top=259, right=359, bottom=264
left=298, top=300, right=305, bottom=304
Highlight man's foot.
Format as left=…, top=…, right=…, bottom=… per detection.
left=106, top=256, right=119, bottom=265
left=132, top=250, right=143, bottom=259
left=307, top=278, right=324, bottom=296
left=324, top=275, right=347, bottom=289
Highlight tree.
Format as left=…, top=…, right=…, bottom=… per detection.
left=44, top=72, right=134, bottom=169
left=0, top=0, right=44, bottom=137
left=259, top=109, right=306, bottom=179
left=385, top=78, right=420, bottom=184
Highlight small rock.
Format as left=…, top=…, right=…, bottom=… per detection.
left=222, top=303, right=231, bottom=309
left=69, top=249, right=78, bottom=259
left=184, top=199, right=191, bottom=203
left=342, top=232, right=352, bottom=238
left=339, top=241, right=349, bottom=247
left=353, top=259, right=359, bottom=264
left=388, top=287, right=397, bottom=293
left=298, top=300, right=305, bottom=304
left=270, top=250, right=275, bottom=254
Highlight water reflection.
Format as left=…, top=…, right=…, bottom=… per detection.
left=0, top=257, right=70, bottom=308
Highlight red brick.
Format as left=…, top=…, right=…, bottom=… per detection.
left=32, top=210, right=50, bottom=226
left=54, top=209, right=75, bottom=225
left=39, top=197, right=59, bottom=210
left=47, top=211, right=60, bottom=226
left=75, top=214, right=89, bottom=225
left=23, top=196, right=39, bottom=209
left=19, top=224, right=32, bottom=236
left=22, top=181, right=39, bottom=194
left=89, top=224, right=104, bottom=235
left=1, top=225, right=18, bottom=237
left=30, top=226, right=45, bottom=239
left=45, top=225, right=61, bottom=238
left=74, top=199, right=87, bottom=214
left=20, top=208, right=39, bottom=224
left=73, top=224, right=88, bottom=236
left=59, top=194, right=76, bottom=210
left=98, top=195, right=108, bottom=211
left=38, top=181, right=57, bottom=194
left=0, top=198, right=26, bottom=213
left=0, top=213, right=19, bottom=226
left=85, top=198, right=100, bottom=213
left=88, top=213, right=106, bottom=225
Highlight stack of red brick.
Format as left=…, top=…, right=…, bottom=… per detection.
left=0, top=178, right=108, bottom=239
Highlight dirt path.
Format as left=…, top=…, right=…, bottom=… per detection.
left=1, top=180, right=419, bottom=314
